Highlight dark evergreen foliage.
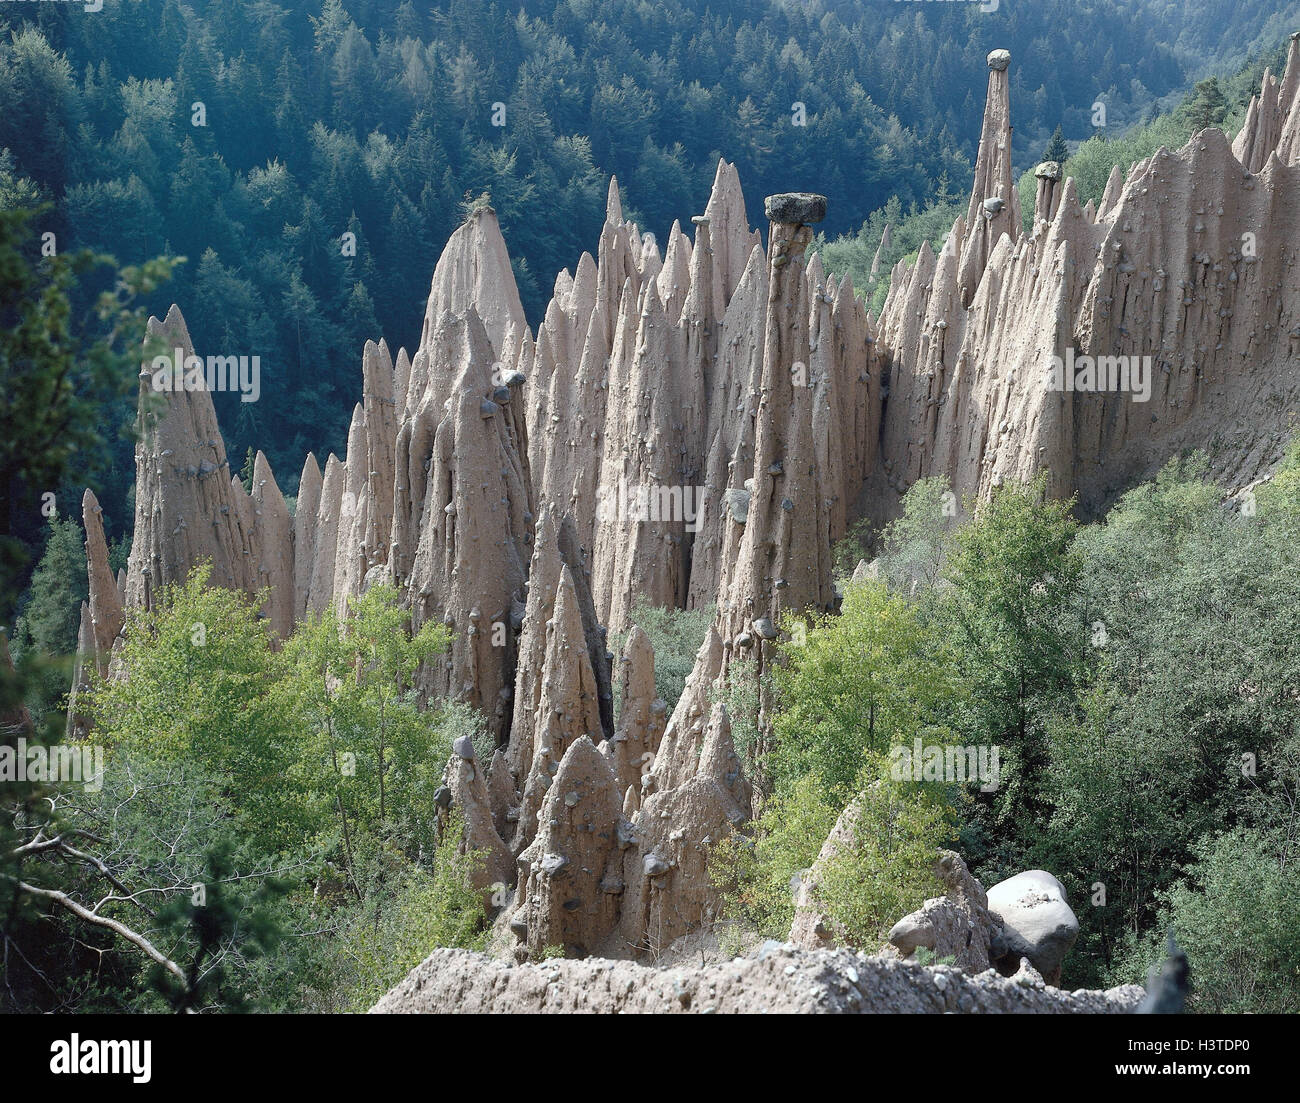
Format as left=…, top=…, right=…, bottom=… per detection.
left=0, top=0, right=1268, bottom=507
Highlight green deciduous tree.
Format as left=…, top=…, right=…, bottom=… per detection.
left=769, top=579, right=965, bottom=805
left=1117, top=823, right=1300, bottom=1014
left=1040, top=456, right=1300, bottom=985
left=278, top=584, right=452, bottom=887
left=939, top=476, right=1081, bottom=837
left=87, top=564, right=307, bottom=853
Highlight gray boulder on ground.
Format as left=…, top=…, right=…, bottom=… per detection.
left=884, top=851, right=1002, bottom=974
left=986, top=869, right=1079, bottom=986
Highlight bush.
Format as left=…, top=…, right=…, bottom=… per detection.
left=327, top=815, right=488, bottom=1012
left=616, top=599, right=713, bottom=712
left=709, top=773, right=839, bottom=942
left=876, top=475, right=959, bottom=592
left=1113, top=825, right=1300, bottom=1014
left=830, top=516, right=874, bottom=582
left=710, top=760, right=953, bottom=949
left=710, top=659, right=763, bottom=782
left=813, top=773, right=953, bottom=948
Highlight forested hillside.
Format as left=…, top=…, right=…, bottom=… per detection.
left=3, top=0, right=1296, bottom=526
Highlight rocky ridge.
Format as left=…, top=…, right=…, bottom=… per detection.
left=370, top=943, right=1143, bottom=1014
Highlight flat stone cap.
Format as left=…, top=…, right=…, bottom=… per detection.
left=764, top=192, right=827, bottom=225
left=1035, top=160, right=1063, bottom=180
left=988, top=49, right=1011, bottom=71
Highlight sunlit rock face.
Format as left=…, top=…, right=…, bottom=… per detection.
left=876, top=47, right=1300, bottom=519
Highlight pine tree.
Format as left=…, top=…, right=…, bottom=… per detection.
left=9, top=518, right=89, bottom=721
left=12, top=519, right=87, bottom=661
left=1186, top=78, right=1227, bottom=131
left=1043, top=124, right=1069, bottom=164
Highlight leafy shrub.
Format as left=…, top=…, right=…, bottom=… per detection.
left=1112, top=825, right=1300, bottom=1014
left=616, top=599, right=713, bottom=712
left=875, top=475, right=959, bottom=592
left=326, top=815, right=488, bottom=1012
left=812, top=771, right=953, bottom=948
left=710, top=761, right=952, bottom=949
left=709, top=773, right=839, bottom=942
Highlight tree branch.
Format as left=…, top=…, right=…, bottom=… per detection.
left=9, top=878, right=187, bottom=988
